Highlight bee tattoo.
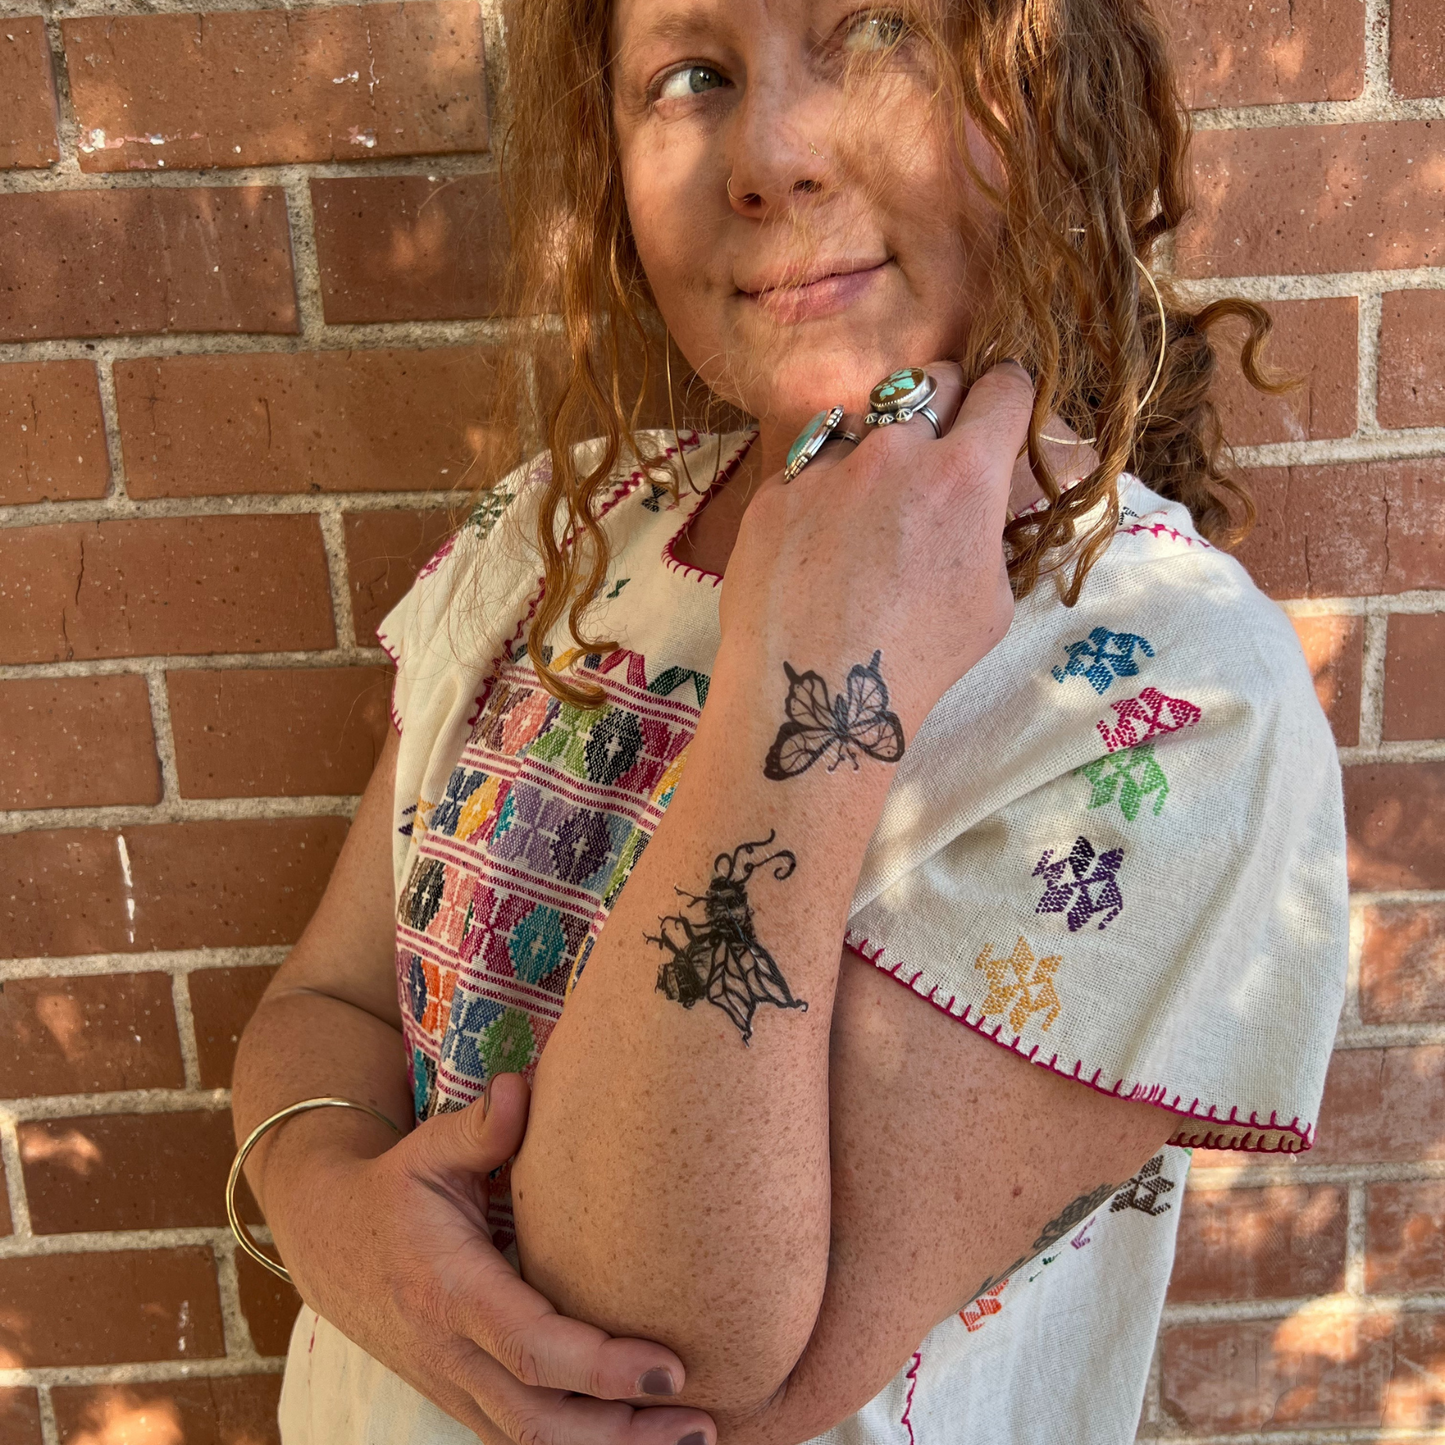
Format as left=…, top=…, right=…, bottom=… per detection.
left=764, top=651, right=905, bottom=780
left=647, top=832, right=807, bottom=1045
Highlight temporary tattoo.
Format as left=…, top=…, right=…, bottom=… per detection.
left=1110, top=1153, right=1176, bottom=1216
left=763, top=651, right=905, bottom=780
left=965, top=1179, right=1122, bottom=1304
left=647, top=832, right=807, bottom=1044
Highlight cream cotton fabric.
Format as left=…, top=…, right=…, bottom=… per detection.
left=279, top=430, right=1348, bottom=1445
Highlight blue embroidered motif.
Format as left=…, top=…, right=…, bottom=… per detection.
left=1033, top=836, right=1125, bottom=931
left=1051, top=628, right=1155, bottom=695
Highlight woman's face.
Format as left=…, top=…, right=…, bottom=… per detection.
left=611, top=0, right=999, bottom=439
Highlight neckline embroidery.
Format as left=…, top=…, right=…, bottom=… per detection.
left=660, top=429, right=759, bottom=587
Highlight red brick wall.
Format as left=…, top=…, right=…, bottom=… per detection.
left=0, top=3, right=1441, bottom=1442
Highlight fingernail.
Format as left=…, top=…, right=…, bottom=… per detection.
left=481, top=1080, right=493, bottom=1119
left=638, top=1368, right=676, bottom=1397
left=676, top=1435, right=707, bottom=1445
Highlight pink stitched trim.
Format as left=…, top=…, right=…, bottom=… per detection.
left=900, top=1349, right=922, bottom=1445
left=661, top=430, right=759, bottom=586
left=845, top=930, right=1313, bottom=1154
left=1118, top=519, right=1213, bottom=550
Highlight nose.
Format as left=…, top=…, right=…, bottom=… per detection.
left=725, top=56, right=833, bottom=217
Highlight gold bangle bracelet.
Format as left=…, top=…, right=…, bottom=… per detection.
left=226, top=1096, right=403, bottom=1284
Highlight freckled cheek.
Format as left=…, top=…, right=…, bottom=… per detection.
left=622, top=146, right=724, bottom=301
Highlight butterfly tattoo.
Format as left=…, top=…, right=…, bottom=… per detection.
left=648, top=832, right=807, bottom=1045
left=763, top=650, right=906, bottom=780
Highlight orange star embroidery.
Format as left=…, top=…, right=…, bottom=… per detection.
left=974, top=937, right=1063, bottom=1032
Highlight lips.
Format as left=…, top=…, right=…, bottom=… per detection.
left=737, top=257, right=888, bottom=297
left=738, top=258, right=891, bottom=323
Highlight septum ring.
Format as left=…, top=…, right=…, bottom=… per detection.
left=864, top=367, right=943, bottom=438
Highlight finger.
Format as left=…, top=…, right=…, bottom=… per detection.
left=946, top=359, right=1036, bottom=464
left=793, top=411, right=866, bottom=479
left=407, top=1072, right=531, bottom=1182
left=860, top=360, right=967, bottom=451
left=455, top=1343, right=716, bottom=1445
left=438, top=1234, right=690, bottom=1401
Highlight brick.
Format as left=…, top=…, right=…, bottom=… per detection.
left=0, top=1247, right=223, bottom=1366
left=311, top=175, right=506, bottom=324
left=64, top=2, right=485, bottom=173
left=1309, top=1045, right=1445, bottom=1165
left=0, top=1158, right=10, bottom=1234
left=1344, top=764, right=1445, bottom=891
left=18, top=1111, right=258, bottom=1233
left=1236, top=460, right=1445, bottom=599
left=169, top=666, right=391, bottom=798
left=1378, top=290, right=1445, bottom=431
left=1384, top=613, right=1445, bottom=742
left=1391, top=0, right=1445, bottom=97
left=0, top=21, right=59, bottom=168
left=117, top=348, right=514, bottom=498
left=1168, top=0, right=1363, bottom=110
left=1177, top=123, right=1445, bottom=278
left=236, top=1249, right=303, bottom=1357
left=1360, top=901, right=1445, bottom=1024
left=1212, top=297, right=1357, bottom=447
left=0, top=819, right=348, bottom=959
left=1289, top=615, right=1362, bottom=747
left=0, top=515, right=335, bottom=664
left=345, top=507, right=455, bottom=644
left=0, top=359, right=108, bottom=503
left=189, top=965, right=278, bottom=1089
left=1367, top=1181, right=1445, bottom=1294
left=0, top=972, right=182, bottom=1096
left=1162, top=1310, right=1445, bottom=1432
left=1168, top=1184, right=1346, bottom=1303
left=53, top=1376, right=282, bottom=1445
left=0, top=676, right=159, bottom=809
left=0, top=1389, right=42, bottom=1445
left=0, top=188, right=296, bottom=342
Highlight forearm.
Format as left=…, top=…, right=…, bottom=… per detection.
left=231, top=984, right=413, bottom=1220
left=512, top=639, right=899, bottom=1411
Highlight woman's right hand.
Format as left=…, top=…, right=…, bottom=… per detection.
left=264, top=1073, right=716, bottom=1445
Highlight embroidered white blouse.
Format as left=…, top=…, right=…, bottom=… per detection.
left=278, top=429, right=1348, bottom=1445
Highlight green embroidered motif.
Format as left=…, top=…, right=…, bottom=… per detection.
left=528, top=700, right=608, bottom=777
left=647, top=665, right=710, bottom=707
left=469, top=488, right=515, bottom=538
left=478, top=1006, right=536, bottom=1076
left=1078, top=743, right=1169, bottom=821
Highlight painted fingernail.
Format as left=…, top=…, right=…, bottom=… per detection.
left=676, top=1434, right=707, bottom=1445
left=638, top=1368, right=676, bottom=1396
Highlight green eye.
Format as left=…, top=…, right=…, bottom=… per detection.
left=657, top=65, right=726, bottom=100
left=844, top=12, right=908, bottom=51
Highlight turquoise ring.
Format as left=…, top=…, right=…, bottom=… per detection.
left=864, top=366, right=941, bottom=436
left=784, top=405, right=857, bottom=483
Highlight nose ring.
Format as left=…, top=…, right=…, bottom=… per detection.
left=726, top=175, right=739, bottom=201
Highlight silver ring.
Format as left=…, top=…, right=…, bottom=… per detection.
left=784, top=406, right=848, bottom=482
left=863, top=367, right=942, bottom=436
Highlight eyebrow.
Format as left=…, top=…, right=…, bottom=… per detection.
left=617, top=3, right=724, bottom=53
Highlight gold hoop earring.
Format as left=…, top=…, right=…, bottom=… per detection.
left=1038, top=253, right=1167, bottom=447
left=663, top=331, right=724, bottom=495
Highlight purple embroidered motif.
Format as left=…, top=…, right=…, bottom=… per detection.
left=1033, top=836, right=1125, bottom=931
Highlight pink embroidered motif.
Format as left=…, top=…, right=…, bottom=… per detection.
left=1118, top=517, right=1214, bottom=550
left=1096, top=686, right=1202, bottom=753
left=901, top=1349, right=922, bottom=1444
left=960, top=1280, right=1008, bottom=1333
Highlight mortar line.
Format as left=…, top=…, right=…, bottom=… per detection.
left=282, top=170, right=328, bottom=340
left=0, top=792, right=361, bottom=833
left=1345, top=1182, right=1368, bottom=1297
left=0, top=947, right=287, bottom=981
left=1343, top=903, right=1365, bottom=1029
left=214, top=1236, right=259, bottom=1359
left=318, top=506, right=360, bottom=649
left=36, top=4, right=82, bottom=185
left=0, top=1357, right=286, bottom=1390
left=1362, top=0, right=1393, bottom=101
left=0, top=647, right=389, bottom=681
left=1356, top=291, right=1384, bottom=437
left=1, top=487, right=467, bottom=528
left=1358, top=612, right=1390, bottom=748
left=171, top=971, right=204, bottom=1092
left=0, top=1115, right=33, bottom=1238
left=36, top=1385, right=59, bottom=1445
left=142, top=664, right=182, bottom=803
left=0, top=1089, right=230, bottom=1123
left=0, top=1223, right=238, bottom=1259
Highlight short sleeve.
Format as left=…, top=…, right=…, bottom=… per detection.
left=378, top=464, right=549, bottom=897
left=847, top=491, right=1348, bottom=1153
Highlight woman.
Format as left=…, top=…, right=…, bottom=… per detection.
left=232, top=0, right=1348, bottom=1441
